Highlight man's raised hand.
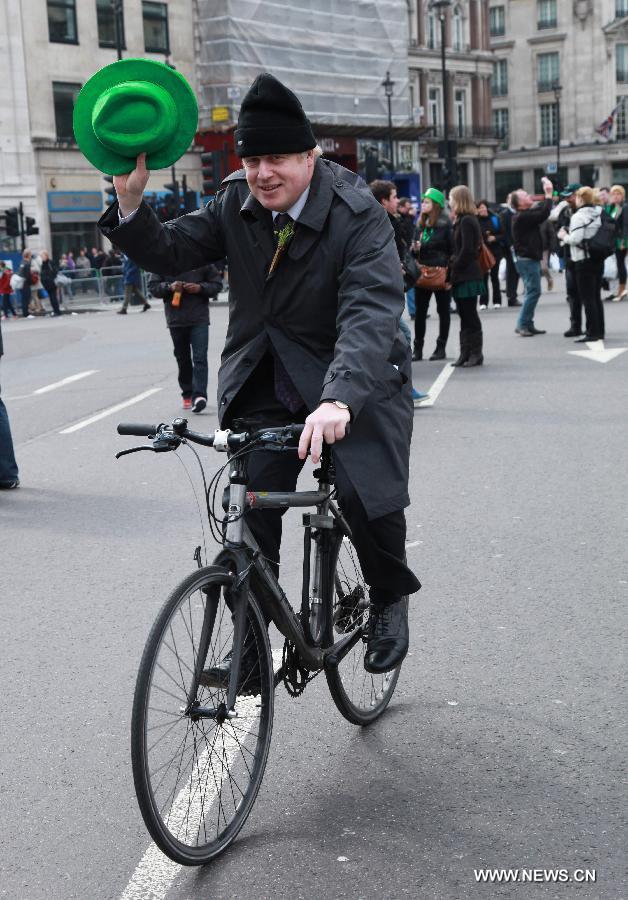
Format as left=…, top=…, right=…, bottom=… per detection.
left=113, top=153, right=150, bottom=217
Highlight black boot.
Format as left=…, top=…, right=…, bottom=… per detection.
left=364, top=596, right=409, bottom=674
left=412, top=341, right=423, bottom=362
left=463, top=330, right=484, bottom=367
left=199, top=644, right=262, bottom=696
left=451, top=329, right=470, bottom=367
left=429, top=337, right=447, bottom=360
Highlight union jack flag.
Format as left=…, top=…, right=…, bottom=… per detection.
left=595, top=101, right=624, bottom=139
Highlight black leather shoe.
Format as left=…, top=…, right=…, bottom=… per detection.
left=199, top=646, right=261, bottom=696
left=564, top=328, right=582, bottom=337
left=515, top=327, right=534, bottom=336
left=529, top=327, right=546, bottom=334
left=364, top=597, right=409, bottom=674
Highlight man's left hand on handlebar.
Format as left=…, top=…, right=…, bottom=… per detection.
left=298, top=403, right=351, bottom=464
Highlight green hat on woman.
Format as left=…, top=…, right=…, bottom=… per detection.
left=73, top=58, right=198, bottom=175
left=422, top=187, right=446, bottom=208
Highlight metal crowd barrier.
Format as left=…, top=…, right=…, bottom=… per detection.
left=55, top=266, right=152, bottom=308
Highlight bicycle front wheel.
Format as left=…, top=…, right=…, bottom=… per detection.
left=131, top=566, right=274, bottom=865
left=325, top=535, right=403, bottom=725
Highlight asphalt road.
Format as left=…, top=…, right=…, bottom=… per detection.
left=1, top=285, right=626, bottom=900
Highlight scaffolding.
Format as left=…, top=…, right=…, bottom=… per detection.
left=194, top=0, right=410, bottom=130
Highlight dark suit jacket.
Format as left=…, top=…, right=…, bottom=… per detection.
left=98, top=158, right=413, bottom=519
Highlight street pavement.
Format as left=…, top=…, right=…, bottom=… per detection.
left=1, top=282, right=626, bottom=900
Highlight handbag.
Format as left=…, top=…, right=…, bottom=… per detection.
left=10, top=273, right=25, bottom=291
left=402, top=251, right=420, bottom=292
left=416, top=265, right=448, bottom=290
left=478, top=241, right=496, bottom=274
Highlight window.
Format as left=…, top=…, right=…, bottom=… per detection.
left=428, top=86, right=441, bottom=127
left=537, top=0, right=557, bottom=29
left=534, top=167, right=566, bottom=192
left=617, top=45, right=628, bottom=83
left=538, top=52, right=560, bottom=92
left=427, top=11, right=440, bottom=49
left=539, top=102, right=558, bottom=146
left=97, top=0, right=126, bottom=49
left=143, top=1, right=169, bottom=53
left=492, top=59, right=508, bottom=97
left=495, top=170, right=523, bottom=202
left=53, top=81, right=81, bottom=141
left=47, top=0, right=78, bottom=43
left=617, top=0, right=628, bottom=18
left=489, top=6, right=505, bottom=37
left=492, top=108, right=509, bottom=148
left=611, top=162, right=628, bottom=188
left=616, top=97, right=628, bottom=139
left=452, top=5, right=464, bottom=51
left=454, top=89, right=466, bottom=136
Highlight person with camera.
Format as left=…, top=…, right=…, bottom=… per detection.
left=511, top=176, right=554, bottom=337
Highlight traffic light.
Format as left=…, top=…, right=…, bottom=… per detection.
left=163, top=181, right=179, bottom=195
left=4, top=207, right=19, bottom=237
left=103, top=175, right=116, bottom=206
left=25, top=216, right=39, bottom=236
left=201, top=151, right=222, bottom=196
left=183, top=190, right=197, bottom=213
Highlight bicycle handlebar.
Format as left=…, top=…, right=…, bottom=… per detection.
left=117, top=420, right=307, bottom=450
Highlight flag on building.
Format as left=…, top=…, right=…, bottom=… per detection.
left=595, top=101, right=623, bottom=139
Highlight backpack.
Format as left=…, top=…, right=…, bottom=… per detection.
left=584, top=209, right=616, bottom=262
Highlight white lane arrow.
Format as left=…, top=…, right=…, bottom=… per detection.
left=568, top=339, right=628, bottom=364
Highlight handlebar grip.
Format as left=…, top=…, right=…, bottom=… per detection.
left=117, top=423, right=158, bottom=437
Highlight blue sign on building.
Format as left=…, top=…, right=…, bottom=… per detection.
left=47, top=191, right=103, bottom=213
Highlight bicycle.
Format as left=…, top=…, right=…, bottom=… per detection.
left=117, top=416, right=406, bottom=865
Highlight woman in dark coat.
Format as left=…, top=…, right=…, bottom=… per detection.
left=412, top=186, right=452, bottom=361
left=448, top=185, right=486, bottom=367
left=39, top=251, right=62, bottom=316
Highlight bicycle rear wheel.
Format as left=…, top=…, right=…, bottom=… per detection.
left=131, top=566, right=273, bottom=865
left=325, top=535, right=403, bottom=725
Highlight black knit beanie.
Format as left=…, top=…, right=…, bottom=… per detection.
left=234, top=73, right=316, bottom=157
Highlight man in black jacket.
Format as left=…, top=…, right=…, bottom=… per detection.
left=511, top=177, right=554, bottom=336
left=148, top=264, right=223, bottom=413
left=99, top=73, right=420, bottom=676
left=499, top=195, right=520, bottom=306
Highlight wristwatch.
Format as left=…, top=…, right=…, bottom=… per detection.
left=323, top=399, right=350, bottom=413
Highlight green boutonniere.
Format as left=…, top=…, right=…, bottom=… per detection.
left=268, top=221, right=295, bottom=278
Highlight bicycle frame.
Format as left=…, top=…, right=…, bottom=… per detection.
left=200, top=450, right=365, bottom=713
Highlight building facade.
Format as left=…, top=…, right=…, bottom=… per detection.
left=0, top=0, right=199, bottom=258
left=490, top=0, right=628, bottom=200
left=408, top=0, right=498, bottom=199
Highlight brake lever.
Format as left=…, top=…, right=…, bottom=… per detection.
left=115, top=446, right=155, bottom=460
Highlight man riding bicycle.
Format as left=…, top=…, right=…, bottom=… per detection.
left=99, top=73, right=420, bottom=676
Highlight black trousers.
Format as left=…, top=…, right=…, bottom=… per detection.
left=574, top=259, right=605, bottom=339
left=565, top=262, right=582, bottom=332
left=225, top=355, right=421, bottom=602
left=482, top=248, right=503, bottom=305
left=616, top=248, right=627, bottom=284
left=505, top=249, right=519, bottom=304
left=414, top=287, right=451, bottom=347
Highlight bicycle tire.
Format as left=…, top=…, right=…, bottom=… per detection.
left=131, top=565, right=274, bottom=865
left=324, top=535, right=403, bottom=725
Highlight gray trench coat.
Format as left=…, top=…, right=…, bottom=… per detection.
left=99, top=158, right=413, bottom=520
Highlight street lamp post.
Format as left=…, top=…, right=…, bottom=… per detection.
left=381, top=71, right=395, bottom=174
left=112, top=0, right=123, bottom=60
left=430, top=0, right=453, bottom=190
left=553, top=83, right=562, bottom=189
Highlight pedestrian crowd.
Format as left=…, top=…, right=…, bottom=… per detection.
left=0, top=245, right=125, bottom=320
left=370, top=174, right=626, bottom=370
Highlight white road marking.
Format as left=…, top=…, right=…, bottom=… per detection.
left=417, top=362, right=456, bottom=407
left=119, top=649, right=283, bottom=900
left=405, top=540, right=423, bottom=549
left=59, top=388, right=162, bottom=434
left=33, top=369, right=98, bottom=395
left=568, top=339, right=628, bottom=364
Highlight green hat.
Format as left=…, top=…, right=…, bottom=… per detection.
left=73, top=58, right=198, bottom=175
left=422, top=187, right=445, bottom=208
left=560, top=183, right=582, bottom=198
